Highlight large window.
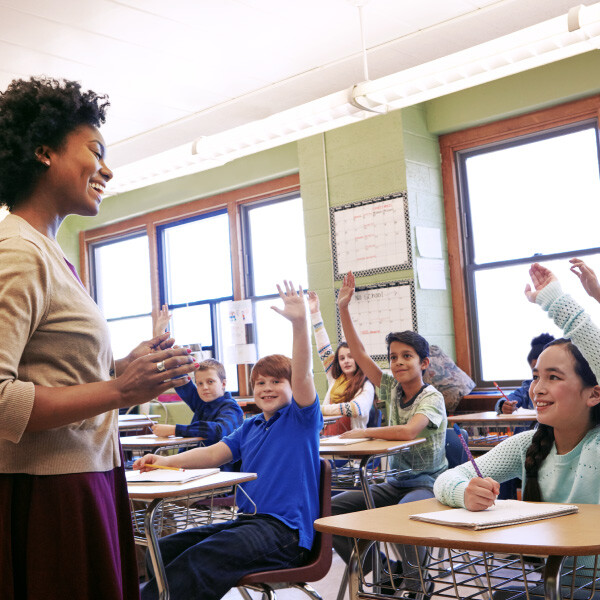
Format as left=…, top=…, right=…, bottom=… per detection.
left=83, top=175, right=305, bottom=395
left=441, top=95, right=600, bottom=387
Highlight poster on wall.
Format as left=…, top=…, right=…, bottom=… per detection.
left=330, top=192, right=411, bottom=280
left=336, top=280, right=417, bottom=361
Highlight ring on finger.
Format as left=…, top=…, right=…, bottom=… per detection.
left=156, top=360, right=167, bottom=373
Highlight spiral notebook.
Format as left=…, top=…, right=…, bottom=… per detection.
left=126, top=468, right=220, bottom=485
left=410, top=500, right=578, bottom=530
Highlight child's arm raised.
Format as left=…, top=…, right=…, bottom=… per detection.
left=271, top=281, right=316, bottom=408
left=570, top=257, right=600, bottom=303
left=133, top=440, right=233, bottom=471
left=337, top=272, right=382, bottom=388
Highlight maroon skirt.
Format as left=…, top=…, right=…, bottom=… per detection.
left=0, top=463, right=140, bottom=600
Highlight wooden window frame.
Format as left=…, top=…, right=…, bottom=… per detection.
left=80, top=174, right=300, bottom=396
left=440, top=94, right=600, bottom=379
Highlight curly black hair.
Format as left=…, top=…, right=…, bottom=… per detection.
left=0, top=76, right=109, bottom=210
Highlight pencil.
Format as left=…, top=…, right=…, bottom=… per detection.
left=493, top=381, right=512, bottom=404
left=147, top=464, right=185, bottom=472
left=453, top=424, right=483, bottom=478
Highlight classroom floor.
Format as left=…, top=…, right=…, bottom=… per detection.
left=223, top=549, right=347, bottom=600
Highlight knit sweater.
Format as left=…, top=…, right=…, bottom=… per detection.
left=0, top=215, right=118, bottom=475
left=310, top=311, right=374, bottom=428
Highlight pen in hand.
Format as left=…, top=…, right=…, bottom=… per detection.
left=453, top=424, right=482, bottom=476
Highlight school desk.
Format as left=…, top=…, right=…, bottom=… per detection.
left=120, top=434, right=205, bottom=456
left=118, top=413, right=160, bottom=432
left=319, top=438, right=426, bottom=506
left=314, top=497, right=600, bottom=600
left=128, top=470, right=257, bottom=600
left=448, top=411, right=538, bottom=451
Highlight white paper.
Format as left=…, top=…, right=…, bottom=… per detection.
left=415, top=226, right=443, bottom=259
left=226, top=343, right=257, bottom=365
left=416, top=258, right=446, bottom=290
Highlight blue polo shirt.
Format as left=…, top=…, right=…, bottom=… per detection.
left=221, top=395, right=323, bottom=550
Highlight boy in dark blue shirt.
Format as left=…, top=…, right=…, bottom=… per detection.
left=151, top=359, right=243, bottom=446
left=136, top=281, right=323, bottom=600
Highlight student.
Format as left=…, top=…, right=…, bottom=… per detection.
left=0, top=76, right=196, bottom=600
left=434, top=263, right=600, bottom=591
left=495, top=333, right=555, bottom=415
left=151, top=359, right=243, bottom=469
left=134, top=281, right=323, bottom=600
left=308, top=290, right=375, bottom=430
left=333, top=272, right=448, bottom=589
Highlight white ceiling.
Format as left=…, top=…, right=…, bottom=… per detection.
left=0, top=0, right=592, bottom=169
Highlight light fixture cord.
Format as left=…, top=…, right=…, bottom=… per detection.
left=358, top=5, right=370, bottom=81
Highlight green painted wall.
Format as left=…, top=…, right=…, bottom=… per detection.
left=425, top=51, right=600, bottom=135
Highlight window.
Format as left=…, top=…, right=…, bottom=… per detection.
left=441, top=95, right=600, bottom=387
left=91, top=233, right=152, bottom=359
left=82, top=175, right=303, bottom=396
left=241, top=195, right=309, bottom=358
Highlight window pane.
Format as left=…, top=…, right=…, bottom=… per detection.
left=162, top=213, right=232, bottom=303
left=94, top=235, right=151, bottom=319
left=254, top=297, right=303, bottom=359
left=107, top=316, right=152, bottom=360
left=465, top=127, right=600, bottom=264
left=476, top=254, right=600, bottom=382
left=171, top=305, right=213, bottom=347
left=248, top=198, right=309, bottom=296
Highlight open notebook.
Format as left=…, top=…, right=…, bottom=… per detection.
left=320, top=435, right=372, bottom=445
left=126, top=468, right=220, bottom=485
left=410, top=499, right=578, bottom=530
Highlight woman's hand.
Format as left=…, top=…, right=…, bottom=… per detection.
left=337, top=272, right=355, bottom=310
left=271, top=281, right=306, bottom=324
left=307, top=291, right=320, bottom=315
left=525, top=263, right=557, bottom=303
left=133, top=453, right=171, bottom=472
left=153, top=303, right=172, bottom=337
left=570, top=258, right=600, bottom=303
left=114, top=347, right=198, bottom=406
left=151, top=424, right=176, bottom=437
left=464, top=477, right=500, bottom=511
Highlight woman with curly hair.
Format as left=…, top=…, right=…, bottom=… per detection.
left=0, top=77, right=197, bottom=600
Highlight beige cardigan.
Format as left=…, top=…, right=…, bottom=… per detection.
left=0, top=214, right=119, bottom=475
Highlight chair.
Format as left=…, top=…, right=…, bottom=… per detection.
left=236, top=459, right=332, bottom=600
left=445, top=427, right=469, bottom=468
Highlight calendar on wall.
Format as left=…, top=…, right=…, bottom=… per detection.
left=330, top=192, right=411, bottom=280
left=336, top=280, right=417, bottom=361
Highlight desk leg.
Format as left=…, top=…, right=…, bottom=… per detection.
left=145, top=498, right=170, bottom=600
left=543, top=555, right=564, bottom=600
left=358, top=456, right=376, bottom=509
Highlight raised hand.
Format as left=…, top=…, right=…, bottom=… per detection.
left=337, top=272, right=355, bottom=310
left=154, top=303, right=172, bottom=337
left=271, top=280, right=306, bottom=324
left=307, top=290, right=320, bottom=314
left=570, top=258, right=600, bottom=303
left=525, top=263, right=557, bottom=303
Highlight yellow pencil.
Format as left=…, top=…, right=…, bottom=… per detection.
left=147, top=464, right=186, bottom=472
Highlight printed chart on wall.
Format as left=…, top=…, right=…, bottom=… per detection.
left=337, top=281, right=417, bottom=361
left=330, top=192, right=410, bottom=280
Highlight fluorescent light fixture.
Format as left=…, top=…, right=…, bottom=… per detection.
left=107, top=3, right=600, bottom=196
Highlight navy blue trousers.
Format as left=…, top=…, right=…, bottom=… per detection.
left=140, top=514, right=308, bottom=600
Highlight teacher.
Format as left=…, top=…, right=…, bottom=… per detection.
left=0, top=76, right=197, bottom=600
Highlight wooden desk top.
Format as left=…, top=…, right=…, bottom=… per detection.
left=319, top=437, right=425, bottom=457
left=127, top=471, right=257, bottom=500
left=448, top=411, right=537, bottom=425
left=120, top=434, right=204, bottom=448
left=314, top=498, right=600, bottom=556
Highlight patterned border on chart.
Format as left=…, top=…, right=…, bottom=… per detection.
left=330, top=192, right=411, bottom=280
left=335, top=280, right=417, bottom=361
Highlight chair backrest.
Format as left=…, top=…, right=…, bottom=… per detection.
left=445, top=427, right=469, bottom=469
left=237, top=458, right=333, bottom=585
left=366, top=404, right=382, bottom=428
